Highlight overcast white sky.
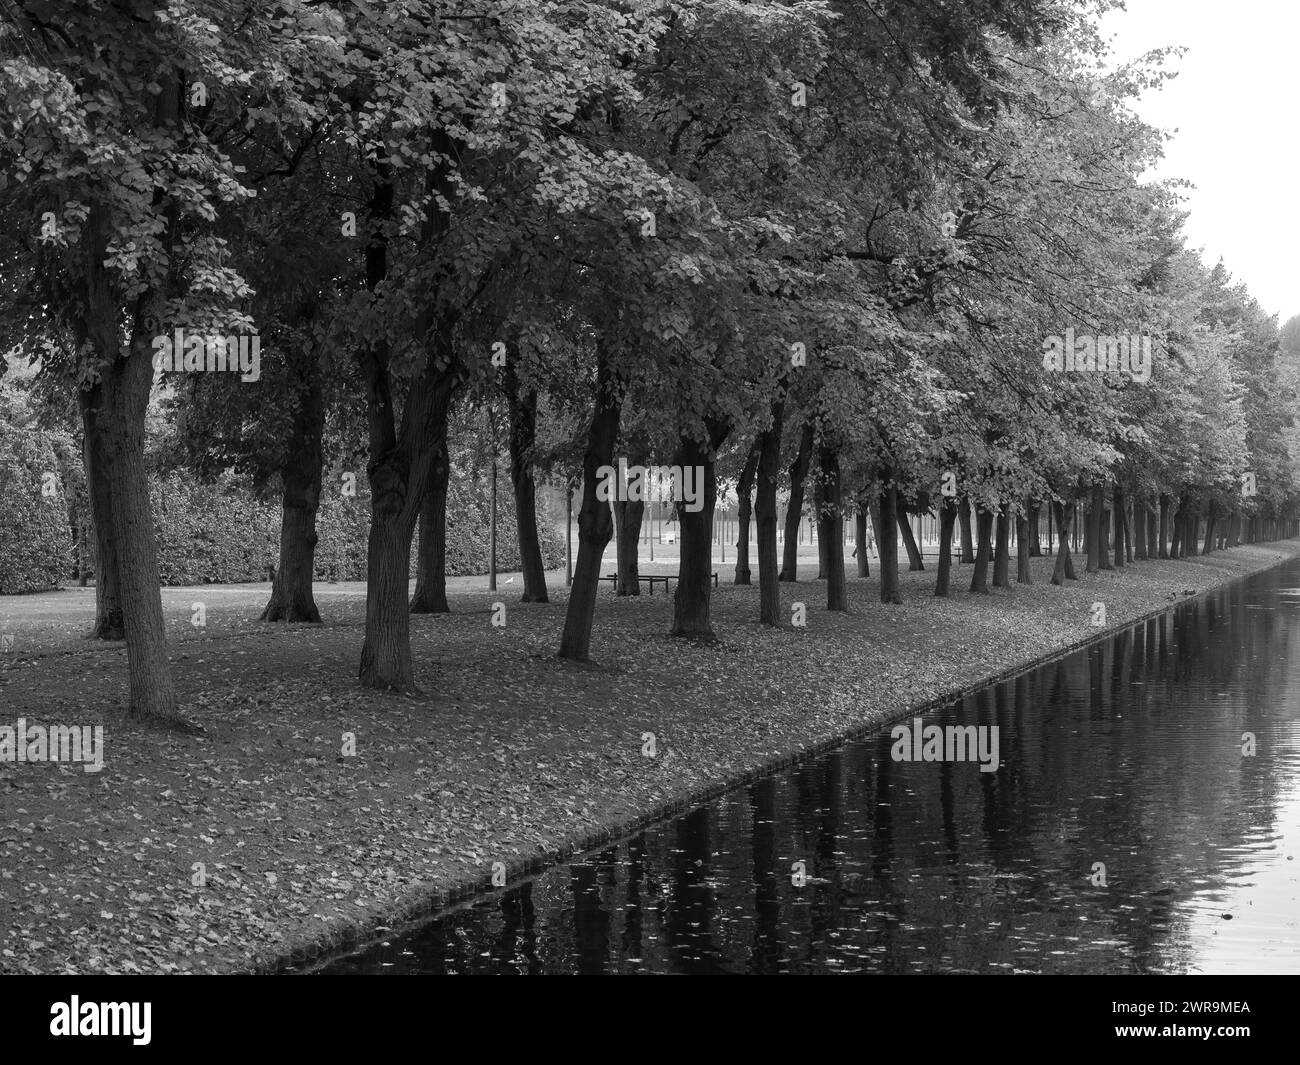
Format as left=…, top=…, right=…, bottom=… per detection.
left=1095, top=0, right=1298, bottom=327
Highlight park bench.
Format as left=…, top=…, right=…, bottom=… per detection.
left=600, top=572, right=720, bottom=594
left=601, top=573, right=670, bottom=594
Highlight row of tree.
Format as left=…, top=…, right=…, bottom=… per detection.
left=2, top=0, right=1297, bottom=727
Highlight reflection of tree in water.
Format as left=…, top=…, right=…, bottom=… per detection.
left=868, top=744, right=904, bottom=967
left=810, top=753, right=846, bottom=953
left=622, top=832, right=646, bottom=962
left=976, top=687, right=1017, bottom=872
left=570, top=848, right=617, bottom=974
left=748, top=777, right=782, bottom=974
left=494, top=879, right=540, bottom=974
left=664, top=806, right=728, bottom=973
left=784, top=754, right=847, bottom=963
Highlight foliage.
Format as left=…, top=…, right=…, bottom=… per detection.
left=145, top=464, right=564, bottom=587
left=0, top=390, right=71, bottom=592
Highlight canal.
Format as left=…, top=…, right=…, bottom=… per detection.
left=317, top=562, right=1300, bottom=974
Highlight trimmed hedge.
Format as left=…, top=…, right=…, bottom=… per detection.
left=444, top=462, right=564, bottom=577
left=0, top=422, right=72, bottom=593
left=153, top=474, right=280, bottom=585
left=147, top=467, right=564, bottom=586
left=2, top=452, right=565, bottom=591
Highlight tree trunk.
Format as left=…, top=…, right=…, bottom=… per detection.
left=898, top=505, right=924, bottom=571
left=1064, top=516, right=1078, bottom=579
left=935, top=497, right=957, bottom=596
left=507, top=377, right=549, bottom=603
left=756, top=401, right=783, bottom=626
left=612, top=495, right=644, bottom=596
left=80, top=194, right=181, bottom=723
left=357, top=155, right=464, bottom=690
left=97, top=312, right=181, bottom=722
left=1027, top=502, right=1042, bottom=557
left=1134, top=502, right=1148, bottom=560
left=670, top=420, right=728, bottom=640
left=1111, top=485, right=1126, bottom=570
left=1099, top=499, right=1114, bottom=571
left=958, top=495, right=975, bottom=563
left=1050, top=500, right=1075, bottom=585
left=79, top=384, right=124, bottom=640
left=878, top=471, right=902, bottom=604
left=410, top=435, right=451, bottom=614
left=869, top=496, right=886, bottom=592
left=358, top=363, right=458, bottom=689
left=362, top=491, right=421, bottom=690
left=855, top=505, right=870, bottom=577
left=64, top=73, right=192, bottom=723
left=813, top=474, right=827, bottom=580
left=971, top=506, right=993, bottom=594
left=1172, top=494, right=1188, bottom=556
left=610, top=447, right=648, bottom=599
left=1086, top=483, right=1103, bottom=572
left=994, top=504, right=1014, bottom=586
left=263, top=497, right=322, bottom=622
left=1158, top=494, right=1171, bottom=559
left=262, top=353, right=324, bottom=623
left=992, top=505, right=1010, bottom=588
left=819, top=446, right=847, bottom=611
left=75, top=511, right=90, bottom=588
left=558, top=354, right=621, bottom=661
left=733, top=442, right=759, bottom=585
left=1202, top=500, right=1217, bottom=555
left=1015, top=504, right=1032, bottom=584
left=780, top=422, right=814, bottom=581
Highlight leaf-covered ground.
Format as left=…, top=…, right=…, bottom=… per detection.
left=1, top=544, right=1296, bottom=973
